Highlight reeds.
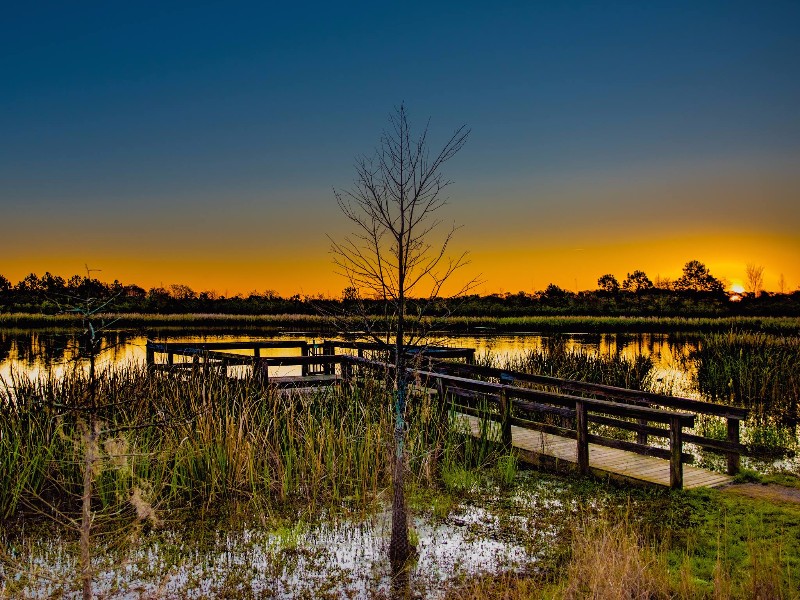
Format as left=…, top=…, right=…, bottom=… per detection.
left=0, top=364, right=457, bottom=520
left=3, top=312, right=800, bottom=334
left=694, top=332, right=800, bottom=430
left=479, top=337, right=654, bottom=390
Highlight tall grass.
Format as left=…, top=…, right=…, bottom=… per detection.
left=0, top=364, right=457, bottom=520
left=478, top=337, right=654, bottom=390
left=3, top=312, right=800, bottom=334
left=695, top=332, right=800, bottom=429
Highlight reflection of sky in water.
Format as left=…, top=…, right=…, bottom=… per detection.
left=1, top=330, right=699, bottom=394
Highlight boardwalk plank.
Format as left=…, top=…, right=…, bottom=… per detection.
left=460, top=413, right=732, bottom=490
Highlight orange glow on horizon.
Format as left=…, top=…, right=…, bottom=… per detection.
left=2, top=230, right=798, bottom=298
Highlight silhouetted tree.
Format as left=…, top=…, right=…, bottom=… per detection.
left=745, top=263, right=764, bottom=297
left=331, top=104, right=471, bottom=570
left=674, top=260, right=723, bottom=293
left=597, top=274, right=620, bottom=294
left=622, top=270, right=653, bottom=292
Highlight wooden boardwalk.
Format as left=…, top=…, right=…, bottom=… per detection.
left=459, top=414, right=733, bottom=489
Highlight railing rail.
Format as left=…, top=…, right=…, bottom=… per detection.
left=145, top=340, right=751, bottom=488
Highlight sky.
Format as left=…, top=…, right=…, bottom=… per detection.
left=2, top=1, right=799, bottom=296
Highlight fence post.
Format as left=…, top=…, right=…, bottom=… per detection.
left=341, top=357, right=352, bottom=384
left=669, top=415, right=684, bottom=490
left=325, top=341, right=335, bottom=375
left=726, top=417, right=741, bottom=475
left=576, top=400, right=589, bottom=475
left=498, top=388, right=512, bottom=449
left=636, top=418, right=648, bottom=446
left=301, top=342, right=309, bottom=376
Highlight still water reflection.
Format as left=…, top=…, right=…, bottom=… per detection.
left=0, top=329, right=699, bottom=396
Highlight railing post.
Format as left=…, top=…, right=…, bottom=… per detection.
left=498, top=388, right=512, bottom=449
left=669, top=415, right=684, bottom=490
left=341, top=357, right=352, bottom=384
left=167, top=352, right=174, bottom=366
left=636, top=418, right=648, bottom=446
left=726, top=417, right=741, bottom=475
left=323, top=341, right=334, bottom=375
left=576, top=400, right=589, bottom=475
left=301, top=342, right=309, bottom=376
left=146, top=343, right=155, bottom=370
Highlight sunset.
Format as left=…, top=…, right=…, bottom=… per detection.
left=3, top=3, right=800, bottom=598
left=3, top=3, right=798, bottom=296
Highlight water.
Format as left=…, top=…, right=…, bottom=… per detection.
left=0, top=328, right=697, bottom=392
left=2, top=473, right=576, bottom=599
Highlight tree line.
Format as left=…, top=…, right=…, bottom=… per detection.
left=1, top=259, right=797, bottom=318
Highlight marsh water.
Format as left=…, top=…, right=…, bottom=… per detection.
left=0, top=329, right=697, bottom=396
left=2, top=328, right=798, bottom=598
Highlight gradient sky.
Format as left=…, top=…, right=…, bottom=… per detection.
left=2, top=1, right=799, bottom=296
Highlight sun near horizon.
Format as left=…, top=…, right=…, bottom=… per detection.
left=2, top=3, right=798, bottom=298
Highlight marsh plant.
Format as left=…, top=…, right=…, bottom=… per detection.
left=694, top=332, right=800, bottom=426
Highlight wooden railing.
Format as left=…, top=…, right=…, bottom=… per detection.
left=345, top=355, right=698, bottom=489
left=145, top=341, right=750, bottom=490
left=425, top=359, right=749, bottom=476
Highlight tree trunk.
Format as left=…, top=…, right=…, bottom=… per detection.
left=80, top=415, right=97, bottom=600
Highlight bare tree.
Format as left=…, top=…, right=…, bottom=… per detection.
left=745, top=263, right=765, bottom=297
left=330, top=104, right=472, bottom=568
left=778, top=273, right=787, bottom=295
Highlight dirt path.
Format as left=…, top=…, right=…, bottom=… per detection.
left=723, top=482, right=800, bottom=505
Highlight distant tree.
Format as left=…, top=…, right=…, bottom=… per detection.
left=341, top=286, right=359, bottom=302
left=621, top=270, right=653, bottom=293
left=169, top=283, right=197, bottom=300
left=125, top=284, right=146, bottom=298
left=778, top=273, right=787, bottom=295
left=41, top=272, right=66, bottom=295
left=541, top=283, right=571, bottom=298
left=0, top=274, right=10, bottom=294
left=654, top=275, right=673, bottom=290
left=674, top=260, right=723, bottom=293
left=745, top=264, right=764, bottom=297
left=16, top=273, right=44, bottom=293
left=597, top=274, right=620, bottom=294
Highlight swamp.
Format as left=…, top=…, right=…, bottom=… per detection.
left=1, top=325, right=799, bottom=598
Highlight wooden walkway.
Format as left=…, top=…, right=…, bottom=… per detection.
left=459, top=414, right=733, bottom=489
left=147, top=340, right=752, bottom=491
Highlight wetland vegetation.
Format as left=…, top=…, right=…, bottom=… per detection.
left=2, top=330, right=799, bottom=597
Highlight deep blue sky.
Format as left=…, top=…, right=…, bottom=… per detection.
left=2, top=1, right=799, bottom=294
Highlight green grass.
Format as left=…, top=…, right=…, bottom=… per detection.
left=0, top=364, right=469, bottom=521
left=2, top=312, right=800, bottom=334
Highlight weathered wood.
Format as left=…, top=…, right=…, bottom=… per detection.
left=428, top=359, right=749, bottom=419
left=576, top=400, right=589, bottom=475
left=499, top=388, right=512, bottom=449
left=586, top=434, right=694, bottom=464
left=682, top=432, right=748, bottom=455
left=146, top=345, right=154, bottom=367
left=589, top=414, right=669, bottom=438
left=636, top=418, right=648, bottom=446
left=669, top=415, right=684, bottom=489
left=727, top=418, right=741, bottom=475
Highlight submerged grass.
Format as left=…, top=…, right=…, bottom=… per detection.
left=479, top=336, right=654, bottom=390
left=695, top=332, right=800, bottom=425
